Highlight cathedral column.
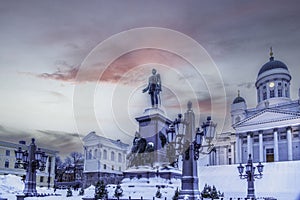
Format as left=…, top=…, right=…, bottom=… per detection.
left=216, top=147, right=220, bottom=165
left=235, top=134, right=240, bottom=164
left=212, top=149, right=217, bottom=165
left=230, top=142, right=235, bottom=164
left=259, top=130, right=264, bottom=162
left=273, top=128, right=279, bottom=162
left=247, top=132, right=253, bottom=157
left=287, top=127, right=293, bottom=161
left=223, top=146, right=228, bottom=165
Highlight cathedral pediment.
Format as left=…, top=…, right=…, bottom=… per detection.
left=234, top=109, right=300, bottom=129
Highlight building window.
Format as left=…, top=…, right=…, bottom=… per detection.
left=280, top=135, right=287, bottom=140
left=6, top=150, right=10, bottom=156
left=4, top=161, right=9, bottom=168
left=103, top=164, right=106, bottom=170
left=103, top=150, right=107, bottom=160
left=228, top=158, right=232, bottom=165
left=111, top=151, right=115, bottom=161
left=119, top=166, right=121, bottom=171
left=263, top=91, right=267, bottom=100
left=88, top=150, right=92, bottom=160
left=278, top=89, right=282, bottom=97
left=40, top=176, right=44, bottom=183
left=270, top=90, right=275, bottom=98
left=235, top=116, right=241, bottom=123
left=112, top=165, right=114, bottom=171
left=94, top=149, right=98, bottom=159
left=118, top=153, right=122, bottom=163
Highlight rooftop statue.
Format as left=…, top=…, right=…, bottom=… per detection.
left=142, top=68, right=162, bottom=107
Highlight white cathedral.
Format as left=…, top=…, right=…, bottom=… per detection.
left=231, top=49, right=300, bottom=164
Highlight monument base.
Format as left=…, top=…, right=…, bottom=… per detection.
left=123, top=165, right=181, bottom=180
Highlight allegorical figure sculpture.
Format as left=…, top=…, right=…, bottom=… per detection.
left=142, top=68, right=161, bottom=107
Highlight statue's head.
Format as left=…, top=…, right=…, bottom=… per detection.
left=135, top=131, right=140, bottom=137
left=152, top=68, right=157, bottom=75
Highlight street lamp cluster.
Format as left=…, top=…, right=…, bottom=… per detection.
left=15, top=138, right=48, bottom=196
left=166, top=101, right=217, bottom=200
left=237, top=154, right=264, bottom=199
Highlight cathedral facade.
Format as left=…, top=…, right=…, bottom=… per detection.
left=231, top=50, right=300, bottom=164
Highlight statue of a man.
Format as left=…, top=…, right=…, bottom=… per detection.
left=142, top=68, right=161, bottom=107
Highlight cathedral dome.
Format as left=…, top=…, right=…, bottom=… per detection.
left=256, top=49, right=291, bottom=82
left=258, top=57, right=289, bottom=76
left=255, top=48, right=292, bottom=107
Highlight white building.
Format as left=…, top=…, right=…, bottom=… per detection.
left=0, top=140, right=57, bottom=188
left=82, top=131, right=129, bottom=186
left=231, top=50, right=300, bottom=164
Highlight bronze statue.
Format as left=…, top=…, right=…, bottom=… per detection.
left=142, top=68, right=161, bottom=107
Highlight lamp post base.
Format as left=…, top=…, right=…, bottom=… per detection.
left=179, top=144, right=201, bottom=200
left=179, top=191, right=201, bottom=200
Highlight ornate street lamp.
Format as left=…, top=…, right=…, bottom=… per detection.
left=237, top=154, right=264, bottom=199
left=14, top=138, right=48, bottom=196
left=166, top=101, right=217, bottom=200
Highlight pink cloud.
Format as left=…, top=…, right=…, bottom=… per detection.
left=34, top=48, right=192, bottom=84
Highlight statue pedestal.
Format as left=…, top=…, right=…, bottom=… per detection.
left=135, top=107, right=172, bottom=166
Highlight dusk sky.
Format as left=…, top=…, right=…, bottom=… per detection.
left=1, top=1, right=300, bottom=157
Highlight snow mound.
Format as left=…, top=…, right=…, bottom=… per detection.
left=0, top=174, right=23, bottom=194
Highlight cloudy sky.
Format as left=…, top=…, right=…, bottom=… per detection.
left=1, top=1, right=300, bottom=157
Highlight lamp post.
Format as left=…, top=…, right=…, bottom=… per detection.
left=237, top=154, right=264, bottom=199
left=166, top=101, right=217, bottom=200
left=15, top=138, right=48, bottom=196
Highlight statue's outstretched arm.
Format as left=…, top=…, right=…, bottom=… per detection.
left=142, top=84, right=149, bottom=93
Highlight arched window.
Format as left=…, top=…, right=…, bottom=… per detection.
left=235, top=116, right=241, bottom=123
left=270, top=90, right=275, bottom=98
left=103, top=164, right=106, bottom=170
left=94, top=149, right=98, bottom=159
left=103, top=150, right=107, bottom=160
left=111, top=151, right=115, bottom=161
left=263, top=91, right=267, bottom=100
left=118, top=153, right=122, bottom=163
left=278, top=89, right=282, bottom=97
left=88, top=150, right=92, bottom=160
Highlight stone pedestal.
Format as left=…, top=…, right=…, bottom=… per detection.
left=135, top=107, right=172, bottom=166
left=16, top=194, right=25, bottom=200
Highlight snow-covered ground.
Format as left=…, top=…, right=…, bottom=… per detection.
left=198, top=160, right=300, bottom=200
left=1, top=160, right=300, bottom=200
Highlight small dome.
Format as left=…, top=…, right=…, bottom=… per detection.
left=233, top=96, right=245, bottom=104
left=233, top=90, right=245, bottom=104
left=258, top=56, right=289, bottom=76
